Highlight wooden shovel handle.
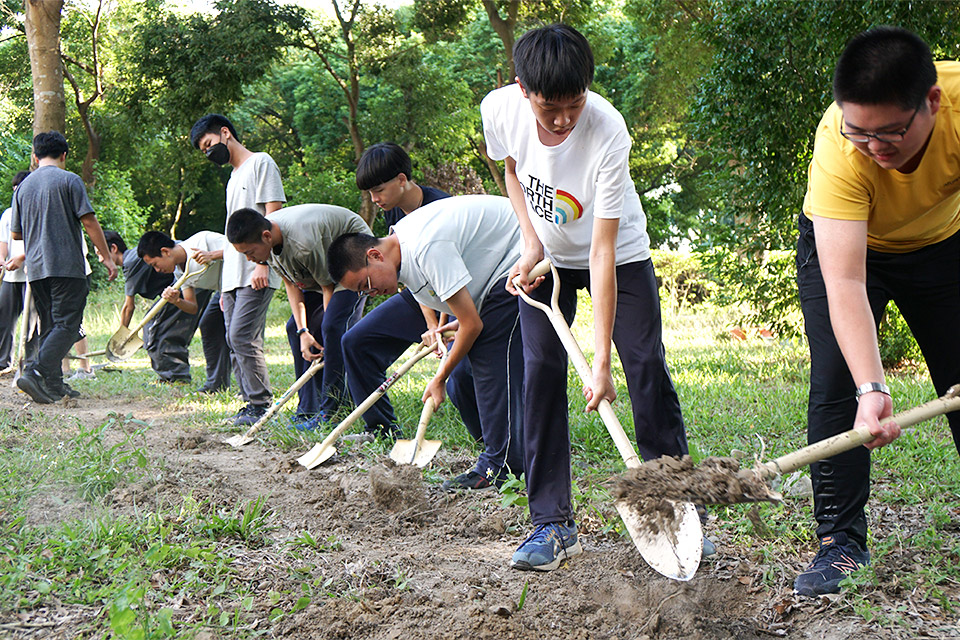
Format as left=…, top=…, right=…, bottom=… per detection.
left=513, top=259, right=641, bottom=468
left=241, top=358, right=325, bottom=439
left=127, top=264, right=209, bottom=337
left=763, top=385, right=960, bottom=477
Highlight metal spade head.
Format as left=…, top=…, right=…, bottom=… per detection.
left=106, top=326, right=143, bottom=362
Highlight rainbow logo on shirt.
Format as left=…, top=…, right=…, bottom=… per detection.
left=552, top=190, right=583, bottom=225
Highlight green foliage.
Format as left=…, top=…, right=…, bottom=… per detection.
left=878, top=303, right=923, bottom=368
left=650, top=249, right=718, bottom=310
left=686, top=0, right=960, bottom=320
left=71, top=414, right=151, bottom=500
left=497, top=472, right=529, bottom=513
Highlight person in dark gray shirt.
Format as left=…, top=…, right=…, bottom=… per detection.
left=10, top=131, right=117, bottom=403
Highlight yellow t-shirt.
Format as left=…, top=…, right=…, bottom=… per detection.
left=802, top=60, right=960, bottom=253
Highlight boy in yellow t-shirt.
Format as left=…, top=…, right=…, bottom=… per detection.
left=796, top=26, right=960, bottom=596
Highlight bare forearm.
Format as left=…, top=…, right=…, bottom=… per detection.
left=825, top=278, right=884, bottom=385
left=80, top=214, right=111, bottom=262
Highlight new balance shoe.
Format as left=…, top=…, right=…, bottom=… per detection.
left=16, top=369, right=60, bottom=404
left=441, top=470, right=495, bottom=492
left=511, top=521, right=584, bottom=571
left=794, top=532, right=870, bottom=596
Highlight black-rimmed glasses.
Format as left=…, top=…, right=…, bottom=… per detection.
left=840, top=105, right=921, bottom=143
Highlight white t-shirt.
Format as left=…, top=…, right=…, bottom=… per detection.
left=393, top=195, right=522, bottom=314
left=481, top=84, right=650, bottom=269
left=174, top=230, right=225, bottom=291
left=0, top=207, right=26, bottom=283
left=222, top=152, right=286, bottom=292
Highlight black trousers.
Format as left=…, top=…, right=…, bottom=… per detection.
left=520, top=260, right=687, bottom=525
left=0, top=280, right=27, bottom=368
left=29, top=276, right=88, bottom=385
left=199, top=291, right=231, bottom=391
left=796, top=213, right=960, bottom=547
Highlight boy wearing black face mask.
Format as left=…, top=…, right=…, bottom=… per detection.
left=190, top=114, right=286, bottom=426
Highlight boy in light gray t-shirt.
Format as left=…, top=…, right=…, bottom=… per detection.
left=190, top=113, right=285, bottom=426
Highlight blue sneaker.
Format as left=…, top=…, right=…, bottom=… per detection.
left=511, top=521, right=583, bottom=571
left=290, top=413, right=328, bottom=432
left=794, top=532, right=870, bottom=596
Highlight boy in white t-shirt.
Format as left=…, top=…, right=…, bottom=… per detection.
left=137, top=230, right=231, bottom=394
left=481, top=24, right=695, bottom=571
left=0, top=171, right=32, bottom=373
left=327, top=195, right=525, bottom=491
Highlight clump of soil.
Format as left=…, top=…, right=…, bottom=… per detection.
left=369, top=462, right=429, bottom=520
left=612, top=455, right=777, bottom=512
left=175, top=434, right=206, bottom=450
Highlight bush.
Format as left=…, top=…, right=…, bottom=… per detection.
left=878, top=303, right=923, bottom=369
left=650, top=249, right=717, bottom=310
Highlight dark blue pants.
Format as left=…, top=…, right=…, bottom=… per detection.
left=520, top=260, right=687, bottom=525
left=464, top=279, right=524, bottom=476
left=29, top=276, right=89, bottom=386
left=797, top=214, right=960, bottom=547
left=285, top=289, right=364, bottom=418
left=199, top=291, right=231, bottom=391
left=341, top=288, right=482, bottom=439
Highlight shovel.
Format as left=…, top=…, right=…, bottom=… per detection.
left=225, top=358, right=326, bottom=448
left=740, top=384, right=960, bottom=503
left=389, top=356, right=446, bottom=467
left=297, top=338, right=448, bottom=470
left=11, top=282, right=33, bottom=387
left=515, top=259, right=703, bottom=582
left=105, top=264, right=208, bottom=362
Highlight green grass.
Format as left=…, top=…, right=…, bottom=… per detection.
left=1, top=280, right=958, bottom=636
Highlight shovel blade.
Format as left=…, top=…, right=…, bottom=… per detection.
left=615, top=498, right=702, bottom=581
left=389, top=438, right=442, bottom=467
left=297, top=442, right=337, bottom=469
left=225, top=433, right=256, bottom=448
left=106, top=326, right=143, bottom=362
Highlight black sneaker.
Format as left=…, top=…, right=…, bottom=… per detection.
left=235, top=403, right=268, bottom=427
left=50, top=382, right=81, bottom=399
left=442, top=470, right=496, bottom=492
left=16, top=369, right=59, bottom=404
left=794, top=532, right=870, bottom=596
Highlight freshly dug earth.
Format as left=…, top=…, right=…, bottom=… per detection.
left=0, top=384, right=948, bottom=639
left=613, top=456, right=777, bottom=518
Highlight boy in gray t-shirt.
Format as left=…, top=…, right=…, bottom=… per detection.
left=226, top=204, right=371, bottom=430
left=11, top=131, right=117, bottom=403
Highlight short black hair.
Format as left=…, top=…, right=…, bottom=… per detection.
left=137, top=231, right=176, bottom=259
left=190, top=114, right=241, bottom=149
left=33, top=131, right=69, bottom=160
left=513, top=24, right=594, bottom=101
left=327, top=232, right=379, bottom=284
left=226, top=208, right=271, bottom=244
left=833, top=27, right=937, bottom=110
left=103, top=230, right=127, bottom=254
left=356, top=142, right=413, bottom=191
left=12, top=170, right=30, bottom=188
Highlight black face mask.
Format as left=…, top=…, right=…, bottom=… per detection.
left=205, top=141, right=230, bottom=166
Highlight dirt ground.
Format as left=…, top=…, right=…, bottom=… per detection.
left=0, top=383, right=953, bottom=640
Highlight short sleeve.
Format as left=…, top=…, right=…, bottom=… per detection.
left=592, top=139, right=632, bottom=220
left=481, top=90, right=510, bottom=161
left=69, top=174, right=95, bottom=219
left=255, top=156, right=286, bottom=206
left=419, top=241, right=471, bottom=302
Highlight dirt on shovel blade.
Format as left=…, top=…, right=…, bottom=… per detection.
left=612, top=455, right=776, bottom=515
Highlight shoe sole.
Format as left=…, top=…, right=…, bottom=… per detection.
left=511, top=540, right=584, bottom=571
left=16, top=375, right=56, bottom=404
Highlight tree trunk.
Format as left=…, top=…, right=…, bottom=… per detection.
left=481, top=0, right=518, bottom=81
left=24, top=0, right=66, bottom=139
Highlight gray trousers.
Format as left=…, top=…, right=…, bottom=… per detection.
left=222, top=286, right=274, bottom=405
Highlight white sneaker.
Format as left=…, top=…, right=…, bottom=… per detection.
left=66, top=369, right=96, bottom=381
